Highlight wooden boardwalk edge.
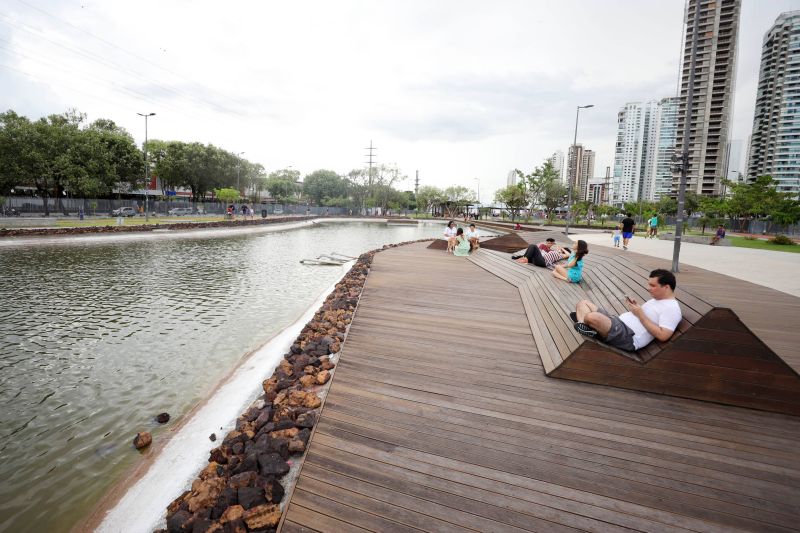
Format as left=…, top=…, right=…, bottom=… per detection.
left=281, top=241, right=800, bottom=532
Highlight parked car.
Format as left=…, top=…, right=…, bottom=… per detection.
left=112, top=207, right=137, bottom=217
left=168, top=207, right=193, bottom=216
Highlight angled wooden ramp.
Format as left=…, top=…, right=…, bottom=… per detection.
left=469, top=248, right=800, bottom=416
left=476, top=231, right=530, bottom=253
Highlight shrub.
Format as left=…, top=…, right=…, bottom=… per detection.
left=770, top=234, right=796, bottom=245
left=744, top=235, right=758, bottom=241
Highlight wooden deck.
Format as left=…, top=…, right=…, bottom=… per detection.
left=281, top=241, right=800, bottom=532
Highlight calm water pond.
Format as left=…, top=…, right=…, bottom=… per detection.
left=0, top=220, right=466, bottom=532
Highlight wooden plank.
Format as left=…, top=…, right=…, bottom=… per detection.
left=284, top=242, right=800, bottom=533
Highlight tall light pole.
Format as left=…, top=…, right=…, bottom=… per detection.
left=236, top=151, right=245, bottom=198
left=137, top=113, right=156, bottom=222
left=474, top=178, right=480, bottom=215
left=672, top=0, right=701, bottom=273
left=565, top=104, right=593, bottom=235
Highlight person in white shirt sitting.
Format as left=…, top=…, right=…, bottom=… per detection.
left=443, top=220, right=458, bottom=252
left=571, top=269, right=682, bottom=352
left=465, top=223, right=480, bottom=250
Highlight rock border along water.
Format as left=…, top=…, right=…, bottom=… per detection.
left=155, top=239, right=432, bottom=533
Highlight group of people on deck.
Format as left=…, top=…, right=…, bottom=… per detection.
left=512, top=238, right=589, bottom=284
left=509, top=235, right=682, bottom=353
left=443, top=220, right=480, bottom=257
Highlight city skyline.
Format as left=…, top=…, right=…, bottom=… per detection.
left=1, top=0, right=797, bottom=202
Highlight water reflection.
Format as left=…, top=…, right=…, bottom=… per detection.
left=0, top=221, right=456, bottom=532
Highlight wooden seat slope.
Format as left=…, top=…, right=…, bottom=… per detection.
left=468, top=247, right=800, bottom=416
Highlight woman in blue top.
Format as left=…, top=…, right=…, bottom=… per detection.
left=552, top=240, right=588, bottom=283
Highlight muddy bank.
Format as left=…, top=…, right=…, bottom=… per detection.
left=0, top=216, right=316, bottom=238
left=122, top=238, right=430, bottom=533
left=0, top=215, right=416, bottom=239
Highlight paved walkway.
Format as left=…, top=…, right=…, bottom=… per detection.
left=281, top=242, right=800, bottom=532
left=570, top=231, right=800, bottom=298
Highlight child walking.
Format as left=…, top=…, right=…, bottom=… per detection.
left=553, top=240, right=588, bottom=283
left=612, top=226, right=621, bottom=248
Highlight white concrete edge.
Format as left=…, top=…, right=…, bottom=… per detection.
left=95, top=261, right=354, bottom=533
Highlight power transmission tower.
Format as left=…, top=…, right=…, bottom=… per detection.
left=364, top=140, right=377, bottom=186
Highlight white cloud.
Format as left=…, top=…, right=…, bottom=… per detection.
left=0, top=0, right=797, bottom=201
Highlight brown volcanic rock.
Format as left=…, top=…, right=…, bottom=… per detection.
left=243, top=504, right=281, bottom=530
left=132, top=432, right=152, bottom=449
left=316, top=369, right=331, bottom=385
left=219, top=505, right=244, bottom=524
left=187, top=477, right=226, bottom=513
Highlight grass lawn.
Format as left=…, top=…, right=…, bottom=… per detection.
left=55, top=216, right=227, bottom=227
left=727, top=235, right=800, bottom=253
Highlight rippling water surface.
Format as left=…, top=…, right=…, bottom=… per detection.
left=0, top=220, right=459, bottom=532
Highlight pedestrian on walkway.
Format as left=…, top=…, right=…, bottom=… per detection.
left=621, top=213, right=635, bottom=250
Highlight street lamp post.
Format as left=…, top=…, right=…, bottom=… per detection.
left=672, top=0, right=701, bottom=273
left=566, top=104, right=593, bottom=235
left=474, top=178, right=480, bottom=217
left=137, top=112, right=156, bottom=222
left=236, top=151, right=245, bottom=198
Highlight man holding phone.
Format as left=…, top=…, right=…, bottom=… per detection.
left=570, top=269, right=682, bottom=352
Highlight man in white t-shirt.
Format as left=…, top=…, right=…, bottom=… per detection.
left=571, top=269, right=682, bottom=352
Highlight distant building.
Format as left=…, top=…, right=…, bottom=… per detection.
left=507, top=170, right=518, bottom=187
left=587, top=177, right=608, bottom=205
left=672, top=0, right=741, bottom=196
left=746, top=11, right=800, bottom=198
left=723, top=138, right=746, bottom=195
left=568, top=144, right=595, bottom=202
left=549, top=150, right=566, bottom=183
left=612, top=98, right=678, bottom=207
left=651, top=97, right=679, bottom=201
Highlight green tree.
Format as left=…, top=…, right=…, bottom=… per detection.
left=214, top=187, right=239, bottom=203
left=266, top=168, right=301, bottom=203
left=572, top=200, right=593, bottom=226
left=302, top=170, right=347, bottom=204
left=416, top=185, right=445, bottom=215
left=594, top=204, right=619, bottom=227
left=519, top=160, right=560, bottom=211
left=442, top=185, right=476, bottom=218
left=541, top=180, right=567, bottom=221
left=655, top=195, right=678, bottom=216
left=495, top=183, right=527, bottom=221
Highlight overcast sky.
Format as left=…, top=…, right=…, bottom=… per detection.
left=2, top=0, right=798, bottom=200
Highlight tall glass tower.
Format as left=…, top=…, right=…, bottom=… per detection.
left=747, top=11, right=800, bottom=198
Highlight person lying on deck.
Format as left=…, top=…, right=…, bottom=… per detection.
left=571, top=268, right=682, bottom=352
left=538, top=238, right=557, bottom=252
left=512, top=243, right=569, bottom=268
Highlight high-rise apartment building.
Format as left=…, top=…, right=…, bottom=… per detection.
left=567, top=144, right=595, bottom=201
left=612, top=97, right=678, bottom=207
left=747, top=11, right=800, bottom=198
left=673, top=0, right=741, bottom=196
left=652, top=97, right=680, bottom=201
left=506, top=170, right=518, bottom=187
left=613, top=102, right=655, bottom=206
left=549, top=150, right=566, bottom=183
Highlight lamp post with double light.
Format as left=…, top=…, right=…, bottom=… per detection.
left=236, top=151, right=245, bottom=198
left=566, top=104, right=593, bottom=235
left=137, top=112, right=156, bottom=222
